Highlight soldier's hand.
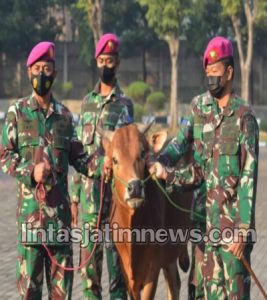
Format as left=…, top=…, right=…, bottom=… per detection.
left=149, top=162, right=167, bottom=180
left=71, top=202, right=79, bottom=228
left=228, top=240, right=245, bottom=260
left=33, top=160, right=51, bottom=183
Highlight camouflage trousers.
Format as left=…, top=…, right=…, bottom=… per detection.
left=79, top=213, right=127, bottom=300
left=17, top=243, right=73, bottom=300
left=188, top=221, right=206, bottom=300
left=188, top=184, right=207, bottom=300
left=202, top=243, right=252, bottom=300
left=188, top=241, right=205, bottom=300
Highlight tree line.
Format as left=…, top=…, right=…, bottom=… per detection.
left=0, top=0, right=266, bottom=131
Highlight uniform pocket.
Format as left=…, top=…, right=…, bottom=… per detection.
left=18, top=139, right=39, bottom=162
left=17, top=118, right=39, bottom=148
left=52, top=136, right=70, bottom=173
left=218, top=141, right=240, bottom=177
left=53, top=136, right=71, bottom=151
left=202, top=130, right=214, bottom=160
left=82, top=122, right=95, bottom=145
left=102, top=102, right=122, bottom=130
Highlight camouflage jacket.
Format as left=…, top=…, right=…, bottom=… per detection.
left=70, top=81, right=134, bottom=205
left=0, top=94, right=100, bottom=244
left=159, top=92, right=259, bottom=241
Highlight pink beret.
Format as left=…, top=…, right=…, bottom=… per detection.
left=95, top=33, right=120, bottom=58
left=203, top=36, right=233, bottom=69
left=27, top=41, right=55, bottom=67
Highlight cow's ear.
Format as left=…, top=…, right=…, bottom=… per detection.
left=148, top=130, right=168, bottom=153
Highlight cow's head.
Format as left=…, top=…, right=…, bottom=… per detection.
left=101, top=124, right=167, bottom=209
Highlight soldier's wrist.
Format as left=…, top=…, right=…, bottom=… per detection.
left=165, top=167, right=175, bottom=184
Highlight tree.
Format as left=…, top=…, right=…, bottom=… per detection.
left=183, top=0, right=230, bottom=57
left=104, top=0, right=160, bottom=82
left=88, top=0, right=105, bottom=45
left=0, top=0, right=62, bottom=59
left=0, top=0, right=63, bottom=96
left=221, top=0, right=267, bottom=102
left=139, top=0, right=192, bottom=133
left=74, top=0, right=104, bottom=48
left=71, top=1, right=95, bottom=67
left=0, top=0, right=75, bottom=89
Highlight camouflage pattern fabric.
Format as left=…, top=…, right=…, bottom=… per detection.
left=79, top=212, right=127, bottom=300
left=188, top=242, right=205, bottom=300
left=202, top=243, right=252, bottom=299
left=0, top=94, right=100, bottom=299
left=70, top=81, right=133, bottom=299
left=17, top=243, right=73, bottom=300
left=161, top=119, right=207, bottom=298
left=191, top=183, right=206, bottom=300
left=159, top=92, right=259, bottom=299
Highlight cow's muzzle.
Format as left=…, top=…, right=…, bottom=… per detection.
left=125, top=179, right=145, bottom=208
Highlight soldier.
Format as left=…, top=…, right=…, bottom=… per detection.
left=150, top=36, right=259, bottom=299
left=0, top=41, right=102, bottom=299
left=70, top=33, right=133, bottom=300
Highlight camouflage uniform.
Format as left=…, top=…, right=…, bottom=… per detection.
left=70, top=81, right=133, bottom=300
left=188, top=182, right=206, bottom=300
left=158, top=92, right=259, bottom=299
left=0, top=94, right=101, bottom=300
left=161, top=116, right=206, bottom=300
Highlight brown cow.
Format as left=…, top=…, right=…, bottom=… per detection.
left=102, top=123, right=193, bottom=300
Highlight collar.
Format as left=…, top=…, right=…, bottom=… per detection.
left=92, top=80, right=122, bottom=102
left=30, top=93, right=58, bottom=115
left=202, top=91, right=213, bottom=106
left=203, top=91, right=235, bottom=117
left=221, top=96, right=235, bottom=117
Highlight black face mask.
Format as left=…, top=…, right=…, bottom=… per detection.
left=97, top=66, right=116, bottom=84
left=30, top=72, right=54, bottom=96
left=206, top=75, right=225, bottom=99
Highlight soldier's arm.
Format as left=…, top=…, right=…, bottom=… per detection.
left=165, top=162, right=204, bottom=188
left=0, top=105, right=35, bottom=186
left=237, top=112, right=259, bottom=234
left=69, top=121, right=102, bottom=178
left=157, top=114, right=194, bottom=166
left=69, top=124, right=82, bottom=203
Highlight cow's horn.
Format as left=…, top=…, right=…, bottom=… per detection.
left=137, top=118, right=155, bottom=134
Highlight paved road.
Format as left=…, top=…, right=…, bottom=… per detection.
left=0, top=148, right=266, bottom=299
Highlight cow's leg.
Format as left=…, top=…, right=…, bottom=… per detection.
left=130, top=291, right=141, bottom=300
left=163, top=262, right=181, bottom=300
left=141, top=278, right=159, bottom=300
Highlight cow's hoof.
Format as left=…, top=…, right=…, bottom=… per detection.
left=179, top=251, right=190, bottom=272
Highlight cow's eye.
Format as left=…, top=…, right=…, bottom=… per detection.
left=112, top=157, right=118, bottom=165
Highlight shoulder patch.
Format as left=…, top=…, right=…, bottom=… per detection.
left=180, top=117, right=190, bottom=127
